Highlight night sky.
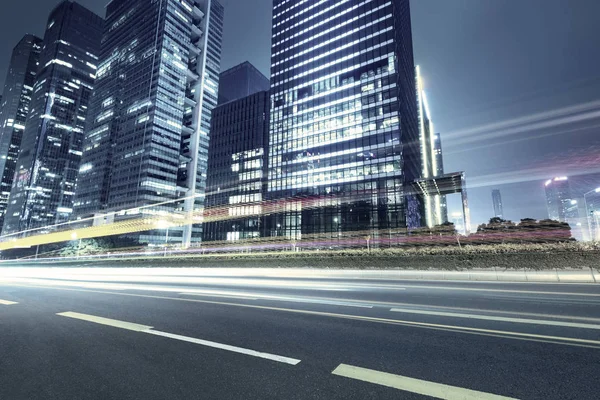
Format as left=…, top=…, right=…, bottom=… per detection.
left=1, top=0, right=599, bottom=227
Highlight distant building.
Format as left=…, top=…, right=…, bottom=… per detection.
left=203, top=85, right=270, bottom=242
left=74, top=0, right=224, bottom=247
left=217, top=61, right=270, bottom=105
left=2, top=2, right=102, bottom=234
left=0, top=35, right=43, bottom=231
left=545, top=177, right=577, bottom=222
left=584, top=188, right=600, bottom=241
left=545, top=176, right=583, bottom=240
left=492, top=189, right=503, bottom=219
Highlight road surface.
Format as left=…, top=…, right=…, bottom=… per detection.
left=1, top=267, right=599, bottom=399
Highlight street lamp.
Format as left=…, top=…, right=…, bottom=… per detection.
left=71, top=232, right=82, bottom=259
left=156, top=220, right=170, bottom=256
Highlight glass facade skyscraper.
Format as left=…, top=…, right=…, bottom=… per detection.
left=204, top=62, right=270, bottom=242
left=416, top=65, right=446, bottom=226
left=268, top=0, right=421, bottom=239
left=203, top=89, right=269, bottom=242
left=0, top=35, right=43, bottom=231
left=2, top=2, right=102, bottom=235
left=74, top=0, right=224, bottom=246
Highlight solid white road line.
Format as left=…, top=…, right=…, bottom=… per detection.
left=0, top=299, right=18, bottom=305
left=332, top=364, right=518, bottom=400
left=56, top=311, right=301, bottom=365
left=180, top=292, right=373, bottom=308
left=179, top=292, right=258, bottom=301
left=146, top=330, right=301, bottom=365
left=57, top=312, right=153, bottom=332
left=389, top=308, right=600, bottom=330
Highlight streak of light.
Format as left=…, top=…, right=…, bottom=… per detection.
left=446, top=99, right=600, bottom=140
left=445, top=123, right=600, bottom=155
left=448, top=108, right=600, bottom=147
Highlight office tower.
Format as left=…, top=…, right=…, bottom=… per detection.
left=217, top=61, right=270, bottom=105
left=416, top=65, right=447, bottom=226
left=545, top=177, right=578, bottom=222
left=0, top=35, right=43, bottom=231
left=204, top=62, right=270, bottom=242
left=203, top=63, right=269, bottom=241
left=2, top=2, right=102, bottom=235
left=74, top=0, right=224, bottom=246
left=492, top=189, right=503, bottom=219
left=268, top=0, right=421, bottom=239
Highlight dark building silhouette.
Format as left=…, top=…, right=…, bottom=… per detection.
left=0, top=35, right=42, bottom=231
left=203, top=83, right=270, bottom=242
left=218, top=61, right=270, bottom=105
left=3, top=2, right=102, bottom=234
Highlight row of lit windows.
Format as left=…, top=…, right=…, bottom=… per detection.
left=268, top=162, right=401, bottom=191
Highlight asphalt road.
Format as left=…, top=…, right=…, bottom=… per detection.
left=1, top=268, right=600, bottom=399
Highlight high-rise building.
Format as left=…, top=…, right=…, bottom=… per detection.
left=416, top=65, right=447, bottom=226
left=545, top=177, right=578, bottom=222
left=217, top=61, right=270, bottom=105
left=492, top=189, right=503, bottom=219
left=268, top=0, right=421, bottom=239
left=203, top=62, right=270, bottom=242
left=74, top=0, right=224, bottom=246
left=0, top=35, right=43, bottom=231
left=2, top=2, right=102, bottom=234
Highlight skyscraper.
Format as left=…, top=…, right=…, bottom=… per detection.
left=268, top=0, right=421, bottom=239
left=545, top=177, right=578, bottom=222
left=2, top=2, right=102, bottom=234
left=492, top=189, right=503, bottom=219
left=203, top=62, right=270, bottom=242
left=0, top=35, right=43, bottom=231
left=74, top=0, right=224, bottom=246
left=217, top=61, right=270, bottom=105
left=416, top=65, right=446, bottom=226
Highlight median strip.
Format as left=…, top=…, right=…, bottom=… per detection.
left=332, top=363, right=518, bottom=400
left=0, top=299, right=18, bottom=305
left=56, top=311, right=301, bottom=365
left=389, top=308, right=600, bottom=330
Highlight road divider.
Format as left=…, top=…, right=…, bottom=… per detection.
left=389, top=308, right=600, bottom=330
left=56, top=311, right=301, bottom=365
left=332, top=364, right=518, bottom=400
